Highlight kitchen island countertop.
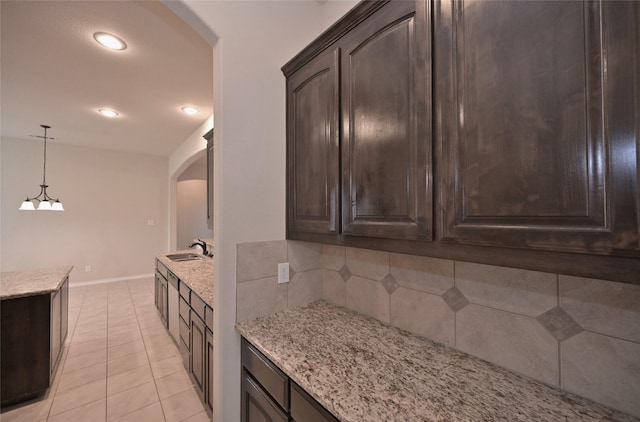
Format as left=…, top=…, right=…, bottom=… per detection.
left=237, top=301, right=638, bottom=422
left=156, top=251, right=213, bottom=307
left=0, top=266, right=73, bottom=300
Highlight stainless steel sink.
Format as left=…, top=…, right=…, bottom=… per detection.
left=166, top=253, right=204, bottom=262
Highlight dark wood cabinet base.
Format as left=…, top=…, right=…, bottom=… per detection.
left=1, top=278, right=68, bottom=408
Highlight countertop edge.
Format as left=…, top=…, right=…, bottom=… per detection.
left=0, top=265, right=73, bottom=300
left=155, top=251, right=214, bottom=308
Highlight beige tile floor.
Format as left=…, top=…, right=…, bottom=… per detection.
left=0, top=278, right=210, bottom=422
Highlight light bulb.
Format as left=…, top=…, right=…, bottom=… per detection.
left=94, top=32, right=127, bottom=50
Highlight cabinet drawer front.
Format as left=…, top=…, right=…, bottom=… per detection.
left=167, top=271, right=179, bottom=289
left=241, top=338, right=288, bottom=410
left=179, top=282, right=191, bottom=301
left=191, top=293, right=206, bottom=321
left=291, top=382, right=338, bottom=422
left=242, top=372, right=288, bottom=422
left=179, top=298, right=190, bottom=326
left=156, top=261, right=168, bottom=279
left=179, top=339, right=189, bottom=370
left=179, top=316, right=190, bottom=351
left=205, top=306, right=213, bottom=329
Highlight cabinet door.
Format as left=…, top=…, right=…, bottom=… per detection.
left=205, top=328, right=214, bottom=413
left=436, top=0, right=640, bottom=255
left=161, top=279, right=168, bottom=328
left=287, top=47, right=340, bottom=235
left=341, top=0, right=432, bottom=241
left=191, top=312, right=206, bottom=399
left=50, top=289, right=61, bottom=376
left=60, top=277, right=69, bottom=347
left=241, top=371, right=288, bottom=422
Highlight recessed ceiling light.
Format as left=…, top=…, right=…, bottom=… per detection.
left=181, top=106, right=199, bottom=115
left=93, top=32, right=127, bottom=50
left=98, top=108, right=119, bottom=118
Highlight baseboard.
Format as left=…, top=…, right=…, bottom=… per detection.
left=70, top=273, right=154, bottom=287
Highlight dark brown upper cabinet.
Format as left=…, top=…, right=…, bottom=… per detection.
left=340, top=0, right=432, bottom=240
left=283, top=0, right=640, bottom=283
left=435, top=0, right=639, bottom=257
left=286, top=48, right=340, bottom=235
left=285, top=0, right=432, bottom=241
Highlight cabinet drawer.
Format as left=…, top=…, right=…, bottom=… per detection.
left=205, top=306, right=213, bottom=329
left=242, top=372, right=288, bottom=422
left=291, top=382, right=338, bottom=422
left=191, top=293, right=206, bottom=321
left=179, top=282, right=191, bottom=301
left=179, top=316, right=190, bottom=351
left=167, top=271, right=179, bottom=289
left=179, top=297, right=190, bottom=322
left=241, top=338, right=288, bottom=410
left=179, top=338, right=189, bottom=370
left=156, top=261, right=168, bottom=279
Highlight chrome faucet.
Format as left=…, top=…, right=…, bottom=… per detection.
left=189, top=239, right=212, bottom=257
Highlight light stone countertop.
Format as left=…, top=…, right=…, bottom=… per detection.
left=0, top=266, right=73, bottom=300
left=237, top=301, right=638, bottom=422
left=156, top=251, right=213, bottom=307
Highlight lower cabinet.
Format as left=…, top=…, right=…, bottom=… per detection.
left=154, top=270, right=168, bottom=329
left=155, top=258, right=213, bottom=416
left=241, top=337, right=338, bottom=422
left=1, top=277, right=68, bottom=408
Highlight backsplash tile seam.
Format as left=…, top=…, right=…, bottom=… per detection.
left=575, top=329, right=640, bottom=346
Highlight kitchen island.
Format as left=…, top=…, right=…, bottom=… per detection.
left=0, top=266, right=72, bottom=408
left=237, top=301, right=639, bottom=422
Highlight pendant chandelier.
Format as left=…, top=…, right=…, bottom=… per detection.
left=19, top=125, right=64, bottom=211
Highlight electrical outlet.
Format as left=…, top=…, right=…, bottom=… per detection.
left=278, top=263, right=289, bottom=284
left=85, top=265, right=92, bottom=272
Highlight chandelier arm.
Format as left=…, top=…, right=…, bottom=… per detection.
left=27, top=184, right=46, bottom=202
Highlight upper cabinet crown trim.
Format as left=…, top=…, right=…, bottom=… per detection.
left=282, top=0, right=390, bottom=77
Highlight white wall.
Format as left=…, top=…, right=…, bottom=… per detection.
left=0, top=137, right=168, bottom=284
left=168, top=115, right=212, bottom=250
left=169, top=1, right=358, bottom=420
left=176, top=179, right=211, bottom=249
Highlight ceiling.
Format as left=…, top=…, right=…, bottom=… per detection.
left=0, top=0, right=213, bottom=157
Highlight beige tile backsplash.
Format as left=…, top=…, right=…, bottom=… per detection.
left=237, top=240, right=640, bottom=417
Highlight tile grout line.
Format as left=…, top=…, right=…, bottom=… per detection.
left=46, top=287, right=91, bottom=421
left=127, top=279, right=168, bottom=422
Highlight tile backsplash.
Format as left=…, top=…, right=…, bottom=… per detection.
left=236, top=240, right=640, bottom=418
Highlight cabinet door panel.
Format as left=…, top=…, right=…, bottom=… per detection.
left=437, top=0, right=640, bottom=254
left=287, top=48, right=339, bottom=235
left=50, top=290, right=61, bottom=375
left=341, top=0, right=432, bottom=240
left=206, top=329, right=213, bottom=413
left=191, top=314, right=205, bottom=399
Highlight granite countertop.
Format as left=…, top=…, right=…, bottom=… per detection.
left=0, top=266, right=73, bottom=300
left=156, top=251, right=213, bottom=307
left=237, top=301, right=638, bottom=422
